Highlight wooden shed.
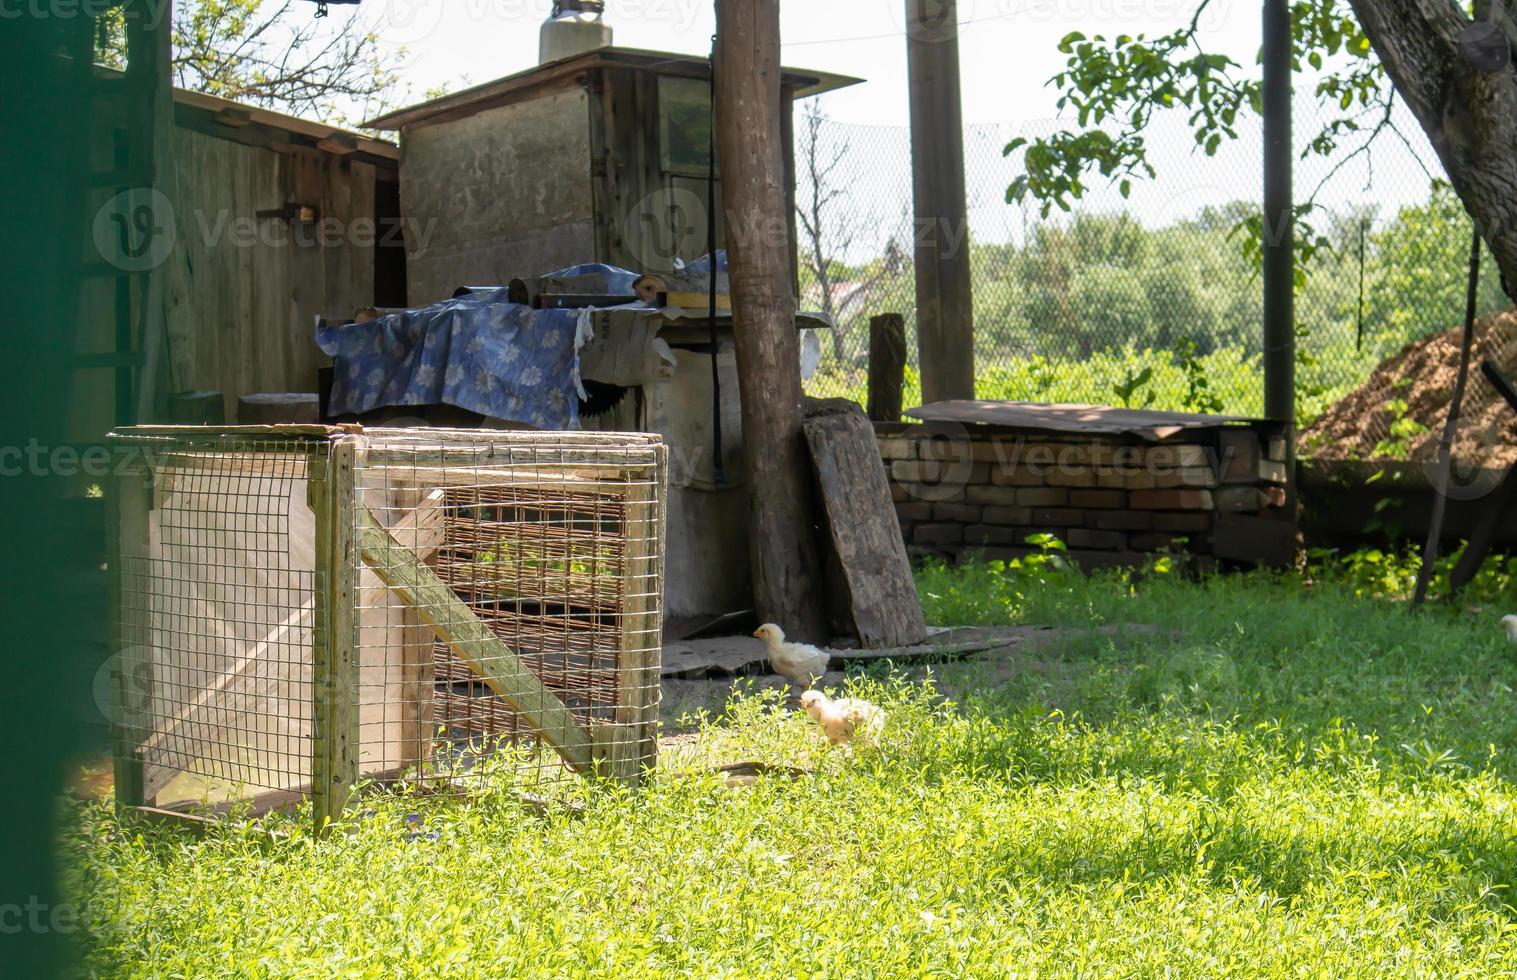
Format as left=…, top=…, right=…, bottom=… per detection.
left=365, top=47, right=860, bottom=305
left=74, top=83, right=405, bottom=440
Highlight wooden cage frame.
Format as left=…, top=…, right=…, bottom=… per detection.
left=107, top=425, right=667, bottom=834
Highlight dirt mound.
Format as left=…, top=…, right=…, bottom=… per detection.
left=1304, top=308, right=1517, bottom=465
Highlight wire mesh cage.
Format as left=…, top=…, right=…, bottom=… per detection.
left=106, top=425, right=667, bottom=830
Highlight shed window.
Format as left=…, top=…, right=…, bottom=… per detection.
left=658, top=75, right=717, bottom=177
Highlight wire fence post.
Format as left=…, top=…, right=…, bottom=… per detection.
left=109, top=461, right=152, bottom=813
left=310, top=437, right=359, bottom=834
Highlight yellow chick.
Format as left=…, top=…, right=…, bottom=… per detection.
left=753, top=623, right=830, bottom=689
left=799, top=690, right=885, bottom=747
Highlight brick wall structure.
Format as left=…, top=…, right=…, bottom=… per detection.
left=878, top=420, right=1295, bottom=570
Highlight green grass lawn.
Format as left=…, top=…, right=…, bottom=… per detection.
left=67, top=558, right=1517, bottom=977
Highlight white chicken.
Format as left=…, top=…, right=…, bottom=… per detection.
left=1501, top=615, right=1517, bottom=644
left=799, top=690, right=886, bottom=747
left=752, top=623, right=830, bottom=689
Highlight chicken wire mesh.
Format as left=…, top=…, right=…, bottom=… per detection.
left=794, top=100, right=1512, bottom=467
left=107, top=426, right=666, bottom=828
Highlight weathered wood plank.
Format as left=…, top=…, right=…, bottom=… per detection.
left=802, top=403, right=927, bottom=649
left=355, top=506, right=595, bottom=773
left=311, top=438, right=360, bottom=832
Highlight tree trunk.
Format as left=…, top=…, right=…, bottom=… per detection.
left=714, top=0, right=829, bottom=643
left=1350, top=0, right=1517, bottom=295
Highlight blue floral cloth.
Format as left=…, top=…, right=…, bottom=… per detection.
left=317, top=287, right=589, bottom=429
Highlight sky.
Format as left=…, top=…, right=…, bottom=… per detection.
left=326, top=0, right=1443, bottom=249
left=356, top=0, right=1262, bottom=126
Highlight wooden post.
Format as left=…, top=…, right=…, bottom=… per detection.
left=906, top=0, right=975, bottom=403
left=109, top=464, right=152, bottom=812
left=309, top=438, right=360, bottom=834
left=868, top=313, right=908, bottom=422
left=610, top=449, right=667, bottom=783
left=1262, top=0, right=1296, bottom=510
left=714, top=0, right=829, bottom=642
left=125, top=0, right=174, bottom=422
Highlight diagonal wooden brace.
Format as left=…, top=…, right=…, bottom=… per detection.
left=355, top=506, right=596, bottom=774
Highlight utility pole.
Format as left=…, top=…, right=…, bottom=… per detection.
left=905, top=0, right=975, bottom=403
left=713, top=0, right=828, bottom=642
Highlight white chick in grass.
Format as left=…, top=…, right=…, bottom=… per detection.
left=799, top=691, right=885, bottom=747
left=1502, top=615, right=1517, bottom=645
left=753, top=623, right=830, bottom=689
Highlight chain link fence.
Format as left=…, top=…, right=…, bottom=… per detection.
left=794, top=100, right=1513, bottom=465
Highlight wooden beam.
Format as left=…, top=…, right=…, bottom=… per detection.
left=867, top=313, right=907, bottom=423
left=355, top=507, right=596, bottom=774
left=714, top=0, right=829, bottom=643
left=905, top=0, right=975, bottom=403
left=310, top=439, right=360, bottom=832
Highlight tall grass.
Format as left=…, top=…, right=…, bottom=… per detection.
left=67, top=560, right=1517, bottom=977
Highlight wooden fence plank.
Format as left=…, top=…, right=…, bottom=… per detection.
left=802, top=404, right=928, bottom=649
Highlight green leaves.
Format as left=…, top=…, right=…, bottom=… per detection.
left=1010, top=0, right=1392, bottom=281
